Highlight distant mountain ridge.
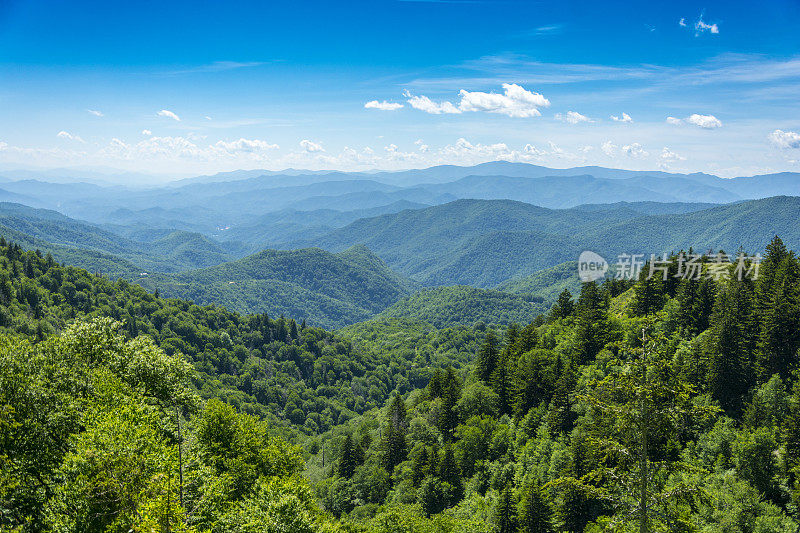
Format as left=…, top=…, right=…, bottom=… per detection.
left=293, top=196, right=800, bottom=287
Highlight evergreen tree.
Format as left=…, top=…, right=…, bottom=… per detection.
left=437, top=373, right=460, bottom=441
left=546, top=358, right=577, bottom=434
left=493, top=483, right=518, bottom=533
left=754, top=238, right=800, bottom=381
left=575, top=328, right=719, bottom=531
left=514, top=323, right=539, bottom=354
left=632, top=260, right=666, bottom=316
left=476, top=330, right=499, bottom=382
left=549, top=289, right=574, bottom=320
left=573, top=282, right=610, bottom=364
left=491, top=347, right=514, bottom=416
left=708, top=277, right=757, bottom=415
left=382, top=395, right=408, bottom=472
left=338, top=433, right=357, bottom=478
left=518, top=480, right=553, bottom=533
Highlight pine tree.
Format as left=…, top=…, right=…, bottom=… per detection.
left=493, top=483, right=518, bottom=533
left=476, top=330, right=499, bottom=382
left=708, top=277, right=757, bottom=415
left=754, top=239, right=800, bottom=381
left=573, top=282, right=610, bottom=364
left=437, top=373, right=460, bottom=441
left=338, top=433, right=357, bottom=478
left=518, top=480, right=553, bottom=533
left=491, top=348, right=514, bottom=416
left=549, top=289, right=574, bottom=321
left=382, top=395, right=408, bottom=472
left=546, top=359, right=576, bottom=434
left=632, top=261, right=666, bottom=316
left=514, top=323, right=539, bottom=354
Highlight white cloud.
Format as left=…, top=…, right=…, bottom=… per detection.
left=686, top=113, right=722, bottom=129
left=205, top=116, right=212, bottom=120
left=57, top=131, right=85, bottom=143
left=87, top=109, right=104, bottom=117
left=364, top=100, right=404, bottom=111
left=458, top=83, right=550, bottom=117
left=414, top=139, right=429, bottom=152
left=300, top=139, right=324, bottom=153
left=660, top=147, right=686, bottom=162
left=555, top=111, right=592, bottom=124
left=622, top=142, right=649, bottom=158
left=142, top=129, right=152, bottom=136
left=679, top=18, right=687, bottom=27
left=611, top=112, right=633, bottom=123
left=769, top=129, right=800, bottom=149
left=601, top=140, right=617, bottom=156
left=695, top=18, right=719, bottom=35
left=404, top=83, right=550, bottom=118
left=666, top=114, right=722, bottom=129
left=523, top=144, right=547, bottom=157
left=157, top=109, right=181, bottom=121
left=215, top=138, right=279, bottom=153
left=403, top=91, right=460, bottom=114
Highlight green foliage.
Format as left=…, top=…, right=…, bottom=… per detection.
left=0, top=241, right=446, bottom=433
left=135, top=245, right=419, bottom=329
left=377, top=286, right=547, bottom=328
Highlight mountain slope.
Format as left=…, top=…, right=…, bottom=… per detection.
left=296, top=196, right=800, bottom=287
left=135, top=245, right=419, bottom=329
left=0, top=202, right=235, bottom=272
left=377, top=285, right=548, bottom=327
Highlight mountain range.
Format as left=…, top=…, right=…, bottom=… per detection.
left=0, top=162, right=797, bottom=328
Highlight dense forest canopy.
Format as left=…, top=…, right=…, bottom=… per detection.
left=2, top=235, right=800, bottom=531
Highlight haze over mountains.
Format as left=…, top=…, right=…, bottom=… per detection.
left=0, top=161, right=797, bottom=328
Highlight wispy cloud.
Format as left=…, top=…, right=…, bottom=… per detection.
left=57, top=131, right=85, bottom=143
left=165, top=61, right=267, bottom=75
left=681, top=11, right=720, bottom=36
left=87, top=109, right=104, bottom=117
left=665, top=114, right=722, bottom=128
left=611, top=112, right=633, bottom=123
left=157, top=109, right=181, bottom=121
left=365, top=100, right=404, bottom=111
left=555, top=111, right=592, bottom=124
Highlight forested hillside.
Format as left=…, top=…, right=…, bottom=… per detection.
left=376, top=286, right=548, bottom=328
left=0, top=239, right=475, bottom=436
left=4, top=235, right=800, bottom=531
left=303, top=236, right=800, bottom=531
left=296, top=196, right=800, bottom=287
left=134, top=245, right=419, bottom=329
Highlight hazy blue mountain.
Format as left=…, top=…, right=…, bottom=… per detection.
left=0, top=203, right=234, bottom=272
left=217, top=200, right=428, bottom=250
left=572, top=201, right=720, bottom=215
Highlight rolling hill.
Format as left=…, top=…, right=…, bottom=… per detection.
left=376, top=285, right=548, bottom=328
left=294, top=196, right=800, bottom=287
left=134, top=245, right=420, bottom=329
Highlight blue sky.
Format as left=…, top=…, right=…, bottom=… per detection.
left=0, top=0, right=799, bottom=178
